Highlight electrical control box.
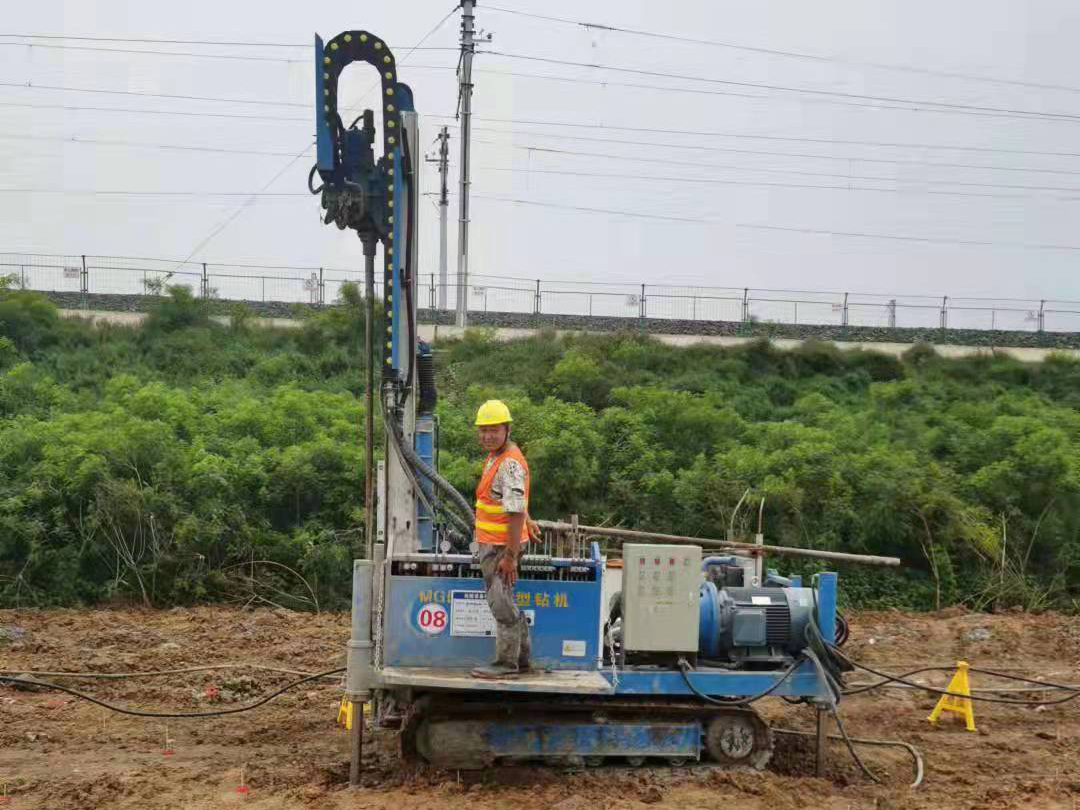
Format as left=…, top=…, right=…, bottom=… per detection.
left=622, top=544, right=701, bottom=653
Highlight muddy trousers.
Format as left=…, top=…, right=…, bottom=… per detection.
left=477, top=543, right=531, bottom=669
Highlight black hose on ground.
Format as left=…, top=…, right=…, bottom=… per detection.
left=771, top=726, right=924, bottom=788
left=0, top=669, right=345, bottom=719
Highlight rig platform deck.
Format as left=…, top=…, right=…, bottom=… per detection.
left=379, top=666, right=613, bottom=694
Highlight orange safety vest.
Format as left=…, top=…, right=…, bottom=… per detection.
left=475, top=444, right=531, bottom=545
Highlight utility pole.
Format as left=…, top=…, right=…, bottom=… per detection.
left=455, top=0, right=476, bottom=327
left=426, top=127, right=450, bottom=311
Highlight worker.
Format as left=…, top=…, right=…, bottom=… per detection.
left=470, top=399, right=541, bottom=679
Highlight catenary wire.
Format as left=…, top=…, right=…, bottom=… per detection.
left=476, top=162, right=1080, bottom=198
left=478, top=50, right=1080, bottom=124
left=481, top=4, right=1080, bottom=97
left=436, top=114, right=1080, bottom=159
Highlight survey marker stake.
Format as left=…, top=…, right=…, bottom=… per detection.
left=236, top=763, right=249, bottom=795
left=162, top=724, right=175, bottom=756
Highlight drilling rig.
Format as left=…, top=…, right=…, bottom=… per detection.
left=308, top=28, right=897, bottom=784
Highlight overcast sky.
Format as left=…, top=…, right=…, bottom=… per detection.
left=3, top=0, right=1080, bottom=320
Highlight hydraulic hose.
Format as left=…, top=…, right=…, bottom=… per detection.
left=382, top=406, right=472, bottom=542
left=389, top=412, right=475, bottom=529
left=677, top=656, right=802, bottom=706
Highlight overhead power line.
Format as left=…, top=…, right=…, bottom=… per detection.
left=0, top=100, right=308, bottom=121
left=0, top=189, right=311, bottom=197
left=0, top=32, right=457, bottom=50
left=0, top=132, right=308, bottom=158
left=433, top=114, right=1080, bottom=159
left=474, top=165, right=1075, bottom=202
left=0, top=41, right=305, bottom=63
left=172, top=2, right=459, bottom=263
left=0, top=80, right=310, bottom=108
left=0, top=100, right=308, bottom=122
left=488, top=139, right=1080, bottom=180
left=737, top=223, right=1080, bottom=253
left=470, top=64, right=1078, bottom=122
left=482, top=5, right=1080, bottom=96
left=421, top=189, right=1080, bottom=252
left=484, top=145, right=1080, bottom=192
left=0, top=39, right=457, bottom=63
left=478, top=50, right=1080, bottom=124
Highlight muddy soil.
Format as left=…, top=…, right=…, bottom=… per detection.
left=1, top=606, right=1078, bottom=810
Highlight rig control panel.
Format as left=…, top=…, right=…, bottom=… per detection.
left=622, top=544, right=702, bottom=653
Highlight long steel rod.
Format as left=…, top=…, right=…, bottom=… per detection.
left=536, top=520, right=901, bottom=566
left=362, top=239, right=377, bottom=562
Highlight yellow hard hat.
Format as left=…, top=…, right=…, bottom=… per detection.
left=475, top=399, right=512, bottom=426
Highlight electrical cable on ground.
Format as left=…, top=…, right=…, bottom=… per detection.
left=770, top=726, right=924, bottom=788
left=0, top=663, right=335, bottom=680
left=832, top=647, right=1080, bottom=705
left=0, top=668, right=345, bottom=718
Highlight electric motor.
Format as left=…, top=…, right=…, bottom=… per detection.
left=698, top=582, right=815, bottom=661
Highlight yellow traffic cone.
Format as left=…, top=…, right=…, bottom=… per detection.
left=928, top=660, right=976, bottom=731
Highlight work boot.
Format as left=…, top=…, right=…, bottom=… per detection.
left=517, top=618, right=532, bottom=673
left=470, top=662, right=520, bottom=679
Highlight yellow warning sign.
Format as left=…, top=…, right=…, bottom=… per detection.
left=928, top=660, right=976, bottom=731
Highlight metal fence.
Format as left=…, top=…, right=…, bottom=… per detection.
left=4, top=252, right=1080, bottom=333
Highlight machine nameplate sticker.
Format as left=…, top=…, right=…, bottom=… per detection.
left=449, top=590, right=534, bottom=637
left=751, top=596, right=772, bottom=606
left=562, top=640, right=586, bottom=657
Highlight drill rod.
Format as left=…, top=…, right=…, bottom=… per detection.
left=536, top=520, right=901, bottom=567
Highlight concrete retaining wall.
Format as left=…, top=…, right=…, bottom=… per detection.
left=43, top=291, right=1080, bottom=353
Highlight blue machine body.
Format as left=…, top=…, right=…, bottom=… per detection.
left=384, top=568, right=602, bottom=669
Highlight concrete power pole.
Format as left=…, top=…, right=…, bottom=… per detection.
left=436, top=128, right=450, bottom=310
left=455, top=0, right=476, bottom=327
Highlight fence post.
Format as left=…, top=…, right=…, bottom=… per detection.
left=319, top=267, right=325, bottom=306
left=940, top=295, right=948, bottom=329
left=742, top=287, right=750, bottom=322
left=888, top=299, right=897, bottom=328
left=1038, top=300, right=1045, bottom=332
left=794, top=301, right=798, bottom=324
left=201, top=263, right=209, bottom=299
left=534, top=279, right=541, bottom=315
left=588, top=293, right=593, bottom=317
left=430, top=273, right=436, bottom=310
left=21, top=265, right=26, bottom=289
left=692, top=296, right=697, bottom=321
left=80, top=255, right=88, bottom=305
left=842, top=292, right=849, bottom=328
left=640, top=283, right=647, bottom=319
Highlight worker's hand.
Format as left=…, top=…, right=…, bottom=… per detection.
left=497, top=550, right=518, bottom=588
left=527, top=518, right=542, bottom=542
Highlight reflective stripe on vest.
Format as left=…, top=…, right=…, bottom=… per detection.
left=474, top=444, right=530, bottom=545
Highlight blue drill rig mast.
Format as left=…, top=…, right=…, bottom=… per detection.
left=309, top=29, right=892, bottom=785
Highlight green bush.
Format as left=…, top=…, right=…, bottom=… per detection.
left=1, top=286, right=1078, bottom=611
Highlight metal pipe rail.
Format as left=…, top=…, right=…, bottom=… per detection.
left=536, top=520, right=901, bottom=567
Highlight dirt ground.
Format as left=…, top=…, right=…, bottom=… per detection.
left=1, top=606, right=1078, bottom=810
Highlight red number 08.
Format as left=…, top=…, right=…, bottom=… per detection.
left=418, top=605, right=447, bottom=633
